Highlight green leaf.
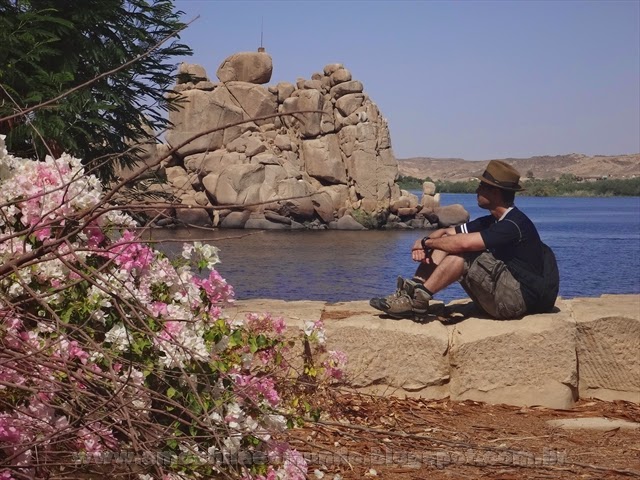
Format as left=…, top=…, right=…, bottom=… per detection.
left=167, top=387, right=177, bottom=399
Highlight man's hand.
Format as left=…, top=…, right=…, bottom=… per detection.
left=410, top=227, right=456, bottom=263
left=411, top=237, right=434, bottom=263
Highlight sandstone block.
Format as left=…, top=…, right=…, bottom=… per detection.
left=324, top=303, right=450, bottom=397
left=335, top=93, right=365, bottom=117
left=277, top=178, right=316, bottom=219
left=421, top=194, right=438, bottom=210
left=336, top=215, right=366, bottom=230
left=176, top=206, right=211, bottom=226
left=195, top=81, right=217, bottom=91
left=449, top=309, right=578, bottom=409
left=319, top=184, right=349, bottom=211
left=224, top=82, right=277, bottom=126
left=216, top=51, right=273, bottom=84
left=391, top=197, right=410, bottom=213
left=400, top=190, right=419, bottom=208
left=571, top=295, right=640, bottom=402
left=303, top=79, right=323, bottom=90
left=397, top=207, right=417, bottom=217
left=264, top=211, right=292, bottom=225
left=274, top=134, right=292, bottom=151
left=252, top=153, right=280, bottom=166
left=202, top=173, right=219, bottom=198
left=330, top=80, right=364, bottom=99
left=321, top=95, right=335, bottom=134
left=244, top=216, right=290, bottom=230
left=361, top=198, right=378, bottom=213
left=170, top=175, right=196, bottom=195
left=423, top=181, right=436, bottom=196
left=312, top=191, right=335, bottom=223
left=178, top=63, right=208, bottom=83
left=276, top=82, right=296, bottom=103
left=213, top=164, right=265, bottom=205
left=244, top=137, right=267, bottom=157
left=323, top=63, right=344, bottom=75
left=166, top=89, right=244, bottom=156
left=220, top=211, right=250, bottom=228
left=434, top=204, right=470, bottom=227
left=165, top=166, right=188, bottom=183
left=329, top=68, right=352, bottom=86
left=301, top=134, right=347, bottom=184
left=194, top=191, right=210, bottom=206
left=295, top=89, right=324, bottom=138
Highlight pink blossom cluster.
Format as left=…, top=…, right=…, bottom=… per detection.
left=323, top=350, right=348, bottom=380
left=233, top=373, right=281, bottom=407
left=0, top=140, right=334, bottom=479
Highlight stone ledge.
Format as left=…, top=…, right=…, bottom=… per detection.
left=232, top=294, right=640, bottom=408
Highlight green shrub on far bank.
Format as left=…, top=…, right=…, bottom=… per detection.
left=397, top=175, right=640, bottom=197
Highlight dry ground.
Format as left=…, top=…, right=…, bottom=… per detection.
left=289, top=393, right=640, bottom=480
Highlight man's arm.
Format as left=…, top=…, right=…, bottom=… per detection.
left=424, top=232, right=485, bottom=254
left=411, top=227, right=486, bottom=262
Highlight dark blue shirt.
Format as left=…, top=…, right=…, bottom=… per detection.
left=455, top=207, right=544, bottom=277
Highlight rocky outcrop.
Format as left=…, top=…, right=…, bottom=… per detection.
left=229, top=294, right=640, bottom=409
left=138, top=52, right=463, bottom=229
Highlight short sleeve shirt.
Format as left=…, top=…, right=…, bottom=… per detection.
left=455, top=207, right=544, bottom=277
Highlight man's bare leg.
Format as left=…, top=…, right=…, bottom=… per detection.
left=413, top=249, right=448, bottom=283
left=423, top=254, right=465, bottom=294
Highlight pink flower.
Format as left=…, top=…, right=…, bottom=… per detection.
left=193, top=270, right=235, bottom=305
left=0, top=470, right=17, bottom=480
left=149, top=301, right=169, bottom=318
left=84, top=224, right=105, bottom=248
left=105, top=231, right=154, bottom=273
left=322, top=350, right=347, bottom=380
left=244, top=313, right=286, bottom=337
left=0, top=417, right=21, bottom=443
left=67, top=340, right=90, bottom=364
left=233, top=374, right=281, bottom=407
left=76, top=423, right=117, bottom=453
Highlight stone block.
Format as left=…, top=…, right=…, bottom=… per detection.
left=571, top=295, right=640, bottom=403
left=448, top=307, right=578, bottom=409
left=324, top=302, right=450, bottom=398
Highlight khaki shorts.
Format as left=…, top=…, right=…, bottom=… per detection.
left=459, top=252, right=527, bottom=319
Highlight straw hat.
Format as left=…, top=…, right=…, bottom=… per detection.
left=478, top=160, right=524, bottom=191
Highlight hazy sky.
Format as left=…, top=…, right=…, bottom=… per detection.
left=172, top=0, right=640, bottom=160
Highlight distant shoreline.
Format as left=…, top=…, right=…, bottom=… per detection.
left=398, top=175, right=640, bottom=197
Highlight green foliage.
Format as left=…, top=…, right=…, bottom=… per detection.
left=521, top=177, right=640, bottom=197
left=398, top=173, right=640, bottom=197
left=396, top=174, right=427, bottom=190
left=350, top=208, right=378, bottom=229
left=0, top=0, right=192, bottom=180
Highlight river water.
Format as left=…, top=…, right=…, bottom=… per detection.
left=150, top=194, right=640, bottom=304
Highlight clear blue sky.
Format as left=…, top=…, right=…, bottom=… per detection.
left=173, top=0, right=640, bottom=160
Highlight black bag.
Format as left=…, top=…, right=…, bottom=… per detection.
left=535, top=243, right=560, bottom=313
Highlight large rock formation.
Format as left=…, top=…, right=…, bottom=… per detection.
left=139, top=51, right=467, bottom=230
left=229, top=294, right=640, bottom=409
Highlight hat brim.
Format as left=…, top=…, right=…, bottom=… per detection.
left=477, top=176, right=524, bottom=191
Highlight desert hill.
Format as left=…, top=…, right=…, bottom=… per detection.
left=397, top=153, right=640, bottom=182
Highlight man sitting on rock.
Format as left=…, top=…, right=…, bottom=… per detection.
left=370, top=160, right=558, bottom=320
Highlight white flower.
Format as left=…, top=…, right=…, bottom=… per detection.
left=207, top=411, right=223, bottom=424
left=303, top=320, right=315, bottom=337
left=104, top=323, right=131, bottom=352
left=314, top=470, right=325, bottom=479
left=263, top=414, right=287, bottom=432
left=182, top=243, right=195, bottom=259
left=7, top=281, right=25, bottom=297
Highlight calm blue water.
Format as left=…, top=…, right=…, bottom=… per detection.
left=154, top=194, right=640, bottom=303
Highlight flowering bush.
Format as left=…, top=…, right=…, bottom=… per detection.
left=0, top=136, right=346, bottom=479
